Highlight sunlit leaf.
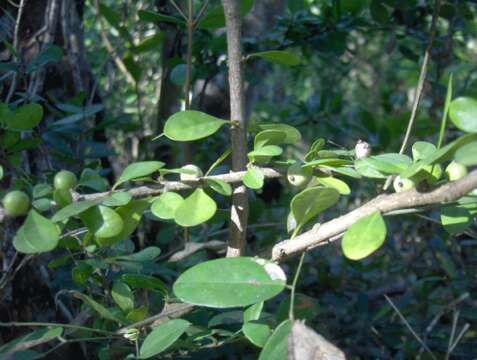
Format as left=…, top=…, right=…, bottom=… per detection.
left=13, top=210, right=60, bottom=253
left=163, top=110, right=228, bottom=141
left=449, top=97, right=477, bottom=133
left=151, top=192, right=184, bottom=220
left=174, top=189, right=217, bottom=227
left=243, top=167, right=264, bottom=190
left=139, top=319, right=190, bottom=359
left=113, top=161, right=164, bottom=190
left=258, top=320, right=292, bottom=360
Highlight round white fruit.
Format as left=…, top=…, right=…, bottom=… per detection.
left=180, top=164, right=203, bottom=181
left=393, top=176, right=416, bottom=193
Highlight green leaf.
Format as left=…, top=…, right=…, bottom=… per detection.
left=174, top=189, right=217, bottom=227
left=151, top=192, right=184, bottom=220
left=303, top=158, right=352, bottom=168
left=454, top=141, right=477, bottom=166
left=441, top=206, right=472, bottom=235
left=81, top=205, right=124, bottom=239
left=400, top=134, right=477, bottom=179
left=359, top=154, right=412, bottom=174
left=249, top=50, right=301, bottom=66
left=113, top=161, right=164, bottom=190
left=0, top=165, right=3, bottom=181
left=258, top=320, right=292, bottom=360
left=121, top=274, right=167, bottom=293
left=13, top=210, right=60, bottom=253
left=114, top=246, right=161, bottom=262
left=173, top=257, right=286, bottom=308
left=163, top=110, right=228, bottom=141
left=254, top=130, right=287, bottom=148
left=316, top=176, right=351, bottom=195
left=5, top=103, right=43, bottom=131
left=102, top=192, right=132, bottom=207
left=342, top=211, right=387, bottom=260
left=0, top=327, right=63, bottom=356
left=99, top=3, right=121, bottom=28
left=243, top=167, right=264, bottom=190
left=258, top=123, right=302, bottom=144
left=449, top=97, right=477, bottom=133
left=243, top=321, right=271, bottom=348
left=51, top=199, right=100, bottom=222
left=73, top=292, right=124, bottom=324
left=139, top=319, right=190, bottom=359
left=244, top=302, right=263, bottom=322
left=112, top=281, right=134, bottom=312
left=412, top=141, right=436, bottom=162
left=248, top=145, right=283, bottom=160
left=206, top=179, right=232, bottom=196
left=291, top=187, right=340, bottom=230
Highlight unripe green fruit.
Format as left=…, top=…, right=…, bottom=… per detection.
left=2, top=190, right=30, bottom=216
left=287, top=163, right=312, bottom=187
left=445, top=161, right=468, bottom=181
left=422, top=164, right=443, bottom=184
left=393, top=176, right=416, bottom=193
left=180, top=164, right=203, bottom=181
left=54, top=170, right=77, bottom=190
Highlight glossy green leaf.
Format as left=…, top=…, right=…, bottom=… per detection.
left=258, top=123, right=302, bottom=144
left=303, top=158, right=351, bottom=168
left=316, top=176, right=351, bottom=195
left=163, top=110, right=228, bottom=141
left=173, top=257, right=286, bottom=308
left=291, top=187, right=340, bottom=229
left=400, top=134, right=477, bottom=179
left=121, top=274, right=167, bottom=293
left=359, top=154, right=412, bottom=174
left=126, top=306, right=148, bottom=322
left=243, top=321, right=271, bottom=348
left=5, top=103, right=43, bottom=131
left=51, top=199, right=100, bottom=222
left=73, top=292, right=124, bottom=324
left=151, top=192, right=184, bottom=220
left=254, top=130, right=287, bottom=148
left=249, top=50, right=301, bottom=66
left=441, top=206, right=472, bottom=235
left=81, top=205, right=124, bottom=238
left=412, top=141, right=436, bottom=161
left=206, top=179, right=232, bottom=196
left=174, top=189, right=217, bottom=227
left=248, top=145, right=283, bottom=159
left=449, top=97, right=477, bottom=133
left=114, top=246, right=161, bottom=262
left=102, top=192, right=132, bottom=207
left=258, top=320, right=292, bottom=360
left=139, top=319, right=190, bottom=359
left=13, top=210, right=60, bottom=254
left=112, top=281, right=134, bottom=312
left=113, top=161, right=164, bottom=190
left=454, top=141, right=477, bottom=166
left=342, top=211, right=387, bottom=260
left=243, top=167, right=264, bottom=190
left=244, top=302, right=263, bottom=322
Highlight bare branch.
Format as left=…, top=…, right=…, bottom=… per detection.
left=222, top=0, right=249, bottom=257
left=271, top=170, right=477, bottom=262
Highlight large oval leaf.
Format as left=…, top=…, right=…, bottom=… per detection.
left=163, top=110, right=228, bottom=141
left=173, top=257, right=286, bottom=308
left=243, top=321, right=271, bottom=348
left=151, top=192, right=184, bottom=220
left=174, top=189, right=217, bottom=227
left=291, top=187, right=340, bottom=229
left=13, top=210, right=60, bottom=253
left=449, top=97, right=477, bottom=133
left=258, top=320, right=292, bottom=360
left=139, top=319, right=190, bottom=359
left=113, top=161, right=164, bottom=190
left=341, top=211, right=387, bottom=260
left=5, top=103, right=43, bottom=131
left=80, top=205, right=124, bottom=238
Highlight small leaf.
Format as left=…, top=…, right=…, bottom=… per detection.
left=454, top=141, right=477, bottom=166
left=249, top=50, right=301, bottom=66
left=316, top=176, right=351, bottom=195
left=80, top=205, right=124, bottom=238
left=174, top=189, right=217, bottom=227
left=359, top=154, right=412, bottom=174
left=151, top=192, right=184, bottom=220
left=248, top=145, right=283, bottom=159
left=412, top=141, right=436, bottom=161
left=243, top=167, right=264, bottom=190
left=51, top=199, right=100, bottom=222
left=243, top=321, right=271, bottom=348
left=254, top=130, right=287, bottom=148
left=112, top=281, right=134, bottom=312
left=114, top=246, right=161, bottom=262
left=206, top=179, right=232, bottom=196
left=244, top=302, right=263, bottom=322
left=73, top=292, right=124, bottom=324
left=114, top=161, right=164, bottom=190
left=173, top=257, right=286, bottom=308
left=121, top=274, right=167, bottom=293
left=449, top=97, right=477, bottom=133
left=5, top=103, right=43, bottom=131
left=291, top=187, right=340, bottom=229
left=258, top=320, right=292, bottom=360
left=258, top=123, right=302, bottom=144
left=13, top=210, right=60, bottom=253
left=139, top=319, right=190, bottom=359
left=163, top=110, right=228, bottom=141
left=441, top=206, right=472, bottom=235
left=342, top=211, right=387, bottom=260
left=102, top=192, right=132, bottom=207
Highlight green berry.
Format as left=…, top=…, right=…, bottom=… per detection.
left=287, top=163, right=312, bottom=187
left=54, top=170, right=77, bottom=190
left=2, top=190, right=30, bottom=216
left=445, top=161, right=468, bottom=181
left=393, top=176, right=416, bottom=193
